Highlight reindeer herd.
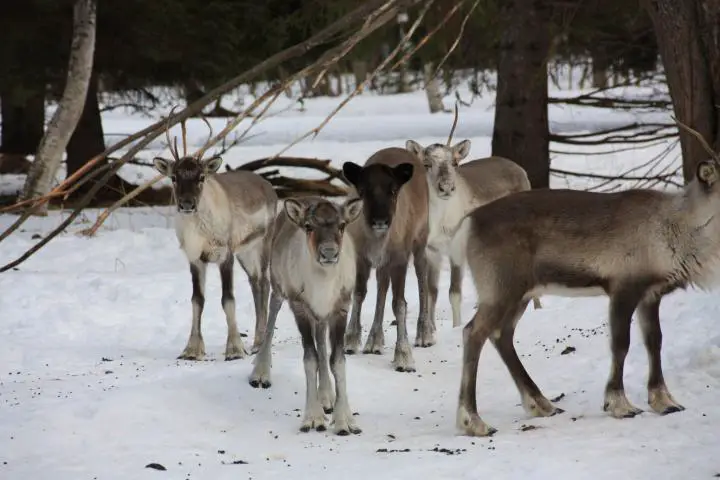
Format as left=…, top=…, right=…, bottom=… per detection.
left=151, top=108, right=720, bottom=438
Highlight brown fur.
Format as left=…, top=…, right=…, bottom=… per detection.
left=342, top=147, right=430, bottom=372
left=455, top=157, right=720, bottom=437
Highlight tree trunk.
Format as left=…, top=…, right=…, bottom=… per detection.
left=491, top=0, right=553, bottom=189
left=642, top=0, right=720, bottom=183
left=423, top=62, right=445, bottom=113
left=0, top=81, right=46, bottom=156
left=20, top=0, right=97, bottom=214
left=66, top=71, right=105, bottom=178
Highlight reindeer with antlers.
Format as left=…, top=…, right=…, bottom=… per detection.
left=455, top=119, right=720, bottom=437
left=405, top=105, right=541, bottom=345
left=152, top=107, right=279, bottom=361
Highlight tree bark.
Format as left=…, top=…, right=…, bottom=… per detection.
left=0, top=82, right=46, bottom=156
left=423, top=62, right=445, bottom=113
left=491, top=0, right=553, bottom=189
left=20, top=0, right=97, bottom=214
left=66, top=71, right=105, bottom=178
left=642, top=0, right=720, bottom=183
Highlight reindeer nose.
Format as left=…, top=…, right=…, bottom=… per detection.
left=178, top=199, right=197, bottom=212
left=318, top=243, right=339, bottom=264
left=438, top=183, right=455, bottom=195
left=371, top=219, right=390, bottom=231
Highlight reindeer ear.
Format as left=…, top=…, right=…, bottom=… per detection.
left=452, top=140, right=471, bottom=162
left=405, top=140, right=424, bottom=160
left=342, top=197, right=364, bottom=224
left=697, top=160, right=719, bottom=187
left=153, top=157, right=174, bottom=176
left=342, top=162, right=363, bottom=188
left=392, top=162, right=414, bottom=186
left=203, top=155, right=223, bottom=174
left=284, top=198, right=306, bottom=226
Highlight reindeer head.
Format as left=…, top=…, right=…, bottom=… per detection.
left=405, top=139, right=471, bottom=199
left=341, top=161, right=414, bottom=235
left=676, top=118, right=720, bottom=213
left=152, top=106, right=221, bottom=214
left=284, top=197, right=364, bottom=266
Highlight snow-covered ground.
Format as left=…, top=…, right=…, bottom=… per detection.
left=1, top=71, right=719, bottom=480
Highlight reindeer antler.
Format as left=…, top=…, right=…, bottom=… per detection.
left=164, top=105, right=182, bottom=161
left=672, top=116, right=720, bottom=163
left=447, top=102, right=459, bottom=146
left=194, top=112, right=215, bottom=158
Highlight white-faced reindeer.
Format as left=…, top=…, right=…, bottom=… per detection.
left=341, top=148, right=430, bottom=373
left=152, top=108, right=278, bottom=361
left=406, top=113, right=541, bottom=343
left=249, top=196, right=364, bottom=435
left=455, top=120, right=720, bottom=437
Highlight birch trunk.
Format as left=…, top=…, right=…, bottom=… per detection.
left=20, top=0, right=97, bottom=214
left=423, top=62, right=445, bottom=113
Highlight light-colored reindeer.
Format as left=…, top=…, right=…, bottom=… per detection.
left=249, top=196, right=364, bottom=436
left=152, top=108, right=278, bottom=361
left=455, top=120, right=720, bottom=437
left=406, top=108, right=541, bottom=346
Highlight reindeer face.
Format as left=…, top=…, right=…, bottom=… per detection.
left=342, top=161, right=414, bottom=235
left=153, top=155, right=223, bottom=214
left=285, top=197, right=363, bottom=266
left=406, top=139, right=471, bottom=200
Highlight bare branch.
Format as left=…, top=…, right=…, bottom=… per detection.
left=672, top=115, right=720, bottom=162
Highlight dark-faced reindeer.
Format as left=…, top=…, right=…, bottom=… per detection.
left=406, top=130, right=542, bottom=339
left=152, top=108, right=278, bottom=361
left=455, top=120, right=720, bottom=437
left=249, top=196, right=364, bottom=435
left=341, top=147, right=430, bottom=372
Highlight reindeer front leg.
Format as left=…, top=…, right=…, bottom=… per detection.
left=219, top=253, right=248, bottom=361
left=179, top=260, right=208, bottom=360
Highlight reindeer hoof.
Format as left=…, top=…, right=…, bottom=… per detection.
left=249, top=379, right=271, bottom=389
left=661, top=405, right=685, bottom=415
left=323, top=406, right=334, bottom=414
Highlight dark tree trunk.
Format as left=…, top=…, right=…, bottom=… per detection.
left=0, top=81, right=46, bottom=155
left=642, top=0, right=720, bottom=182
left=491, top=0, right=553, bottom=189
left=66, top=71, right=105, bottom=177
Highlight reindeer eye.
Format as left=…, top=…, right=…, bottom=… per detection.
left=424, top=162, right=432, bottom=169
left=198, top=174, right=206, bottom=182
left=303, top=223, right=313, bottom=233
left=338, top=223, right=346, bottom=233
left=170, top=174, right=177, bottom=183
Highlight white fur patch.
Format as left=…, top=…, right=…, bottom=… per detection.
left=272, top=229, right=357, bottom=319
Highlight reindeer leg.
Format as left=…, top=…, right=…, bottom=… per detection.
left=178, top=260, right=208, bottom=360
left=603, top=287, right=644, bottom=418
left=416, top=249, right=438, bottom=347
left=236, top=244, right=269, bottom=355
left=449, top=260, right=464, bottom=328
left=329, top=296, right=361, bottom=435
left=220, top=253, right=247, bottom=361
left=390, top=261, right=415, bottom=373
left=249, top=289, right=283, bottom=389
left=457, top=303, right=505, bottom=437
left=345, top=258, right=370, bottom=354
left=637, top=296, right=685, bottom=415
left=291, top=301, right=326, bottom=433
left=316, top=320, right=336, bottom=413
left=363, top=265, right=390, bottom=354
left=490, top=299, right=562, bottom=417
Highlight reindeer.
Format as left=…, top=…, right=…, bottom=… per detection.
left=152, top=107, right=278, bottom=361
left=406, top=108, right=541, bottom=345
left=454, top=120, right=720, bottom=437
left=341, top=148, right=430, bottom=372
left=248, top=196, right=364, bottom=435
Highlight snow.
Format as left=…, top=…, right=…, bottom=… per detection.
left=1, top=70, right=719, bottom=480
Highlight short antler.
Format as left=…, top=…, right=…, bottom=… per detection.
left=164, top=105, right=182, bottom=161
left=447, top=102, right=459, bottom=146
left=672, top=116, right=720, bottom=163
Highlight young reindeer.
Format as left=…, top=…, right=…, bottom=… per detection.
left=455, top=120, right=720, bottom=437
left=341, top=148, right=430, bottom=373
left=153, top=107, right=278, bottom=361
left=406, top=109, right=542, bottom=344
left=248, top=196, right=364, bottom=435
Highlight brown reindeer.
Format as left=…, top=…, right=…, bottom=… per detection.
left=455, top=120, right=720, bottom=437
left=406, top=134, right=542, bottom=344
left=152, top=108, right=278, bottom=360
left=341, top=147, right=430, bottom=372
left=249, top=196, right=364, bottom=435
